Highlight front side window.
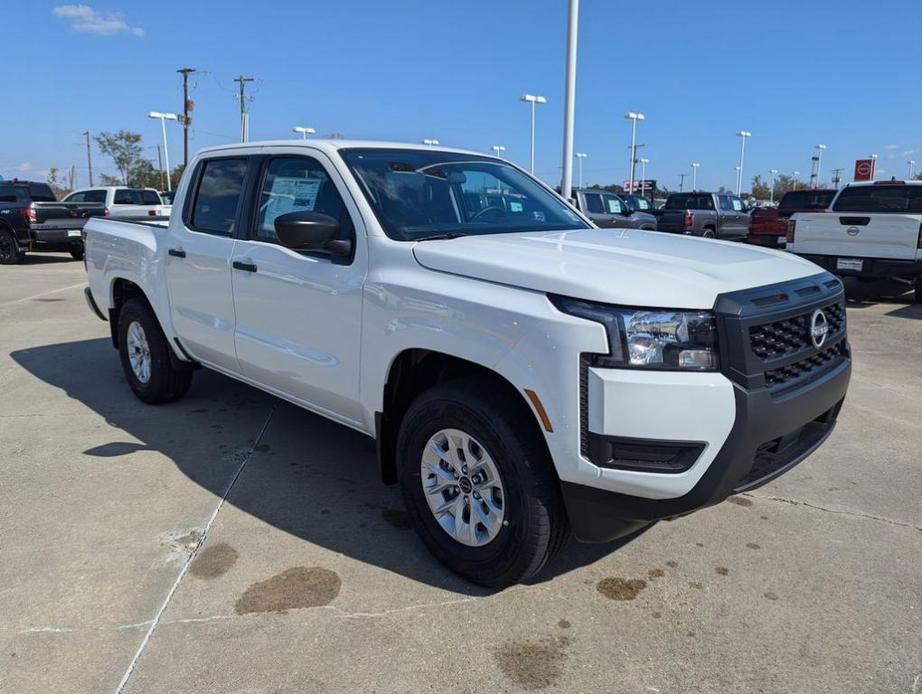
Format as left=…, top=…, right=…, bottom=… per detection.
left=833, top=185, right=922, bottom=213
left=584, top=193, right=605, bottom=214
left=190, top=158, right=248, bottom=234
left=731, top=197, right=744, bottom=211
left=718, top=195, right=733, bottom=211
left=340, top=149, right=588, bottom=241
left=254, top=157, right=353, bottom=244
left=65, top=191, right=86, bottom=203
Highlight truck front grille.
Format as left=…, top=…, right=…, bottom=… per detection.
left=749, top=301, right=845, bottom=361
left=763, top=339, right=848, bottom=389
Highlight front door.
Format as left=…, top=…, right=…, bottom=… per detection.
left=230, top=151, right=367, bottom=425
left=165, top=156, right=249, bottom=372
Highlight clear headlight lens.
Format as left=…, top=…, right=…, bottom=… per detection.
left=550, top=297, right=719, bottom=371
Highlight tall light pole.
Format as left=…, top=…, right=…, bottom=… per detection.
left=148, top=111, right=179, bottom=192
left=690, top=162, right=700, bottom=191
left=521, top=93, right=547, bottom=175
left=293, top=126, right=315, bottom=139
left=624, top=111, right=645, bottom=193
left=769, top=169, right=778, bottom=204
left=735, top=130, right=751, bottom=195
left=639, top=158, right=649, bottom=197
left=83, top=130, right=94, bottom=186
left=792, top=171, right=800, bottom=191
left=574, top=152, right=587, bottom=189
left=422, top=138, right=440, bottom=146
left=909, top=160, right=916, bottom=179
left=810, top=144, right=826, bottom=189
left=559, top=0, right=579, bottom=201
left=678, top=173, right=688, bottom=192
left=491, top=145, right=506, bottom=158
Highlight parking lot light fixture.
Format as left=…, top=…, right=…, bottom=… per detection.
left=148, top=111, right=179, bottom=192
left=792, top=171, right=800, bottom=191
left=735, top=130, right=751, bottom=195
left=521, top=94, right=547, bottom=174
left=293, top=126, right=315, bottom=139
left=491, top=145, right=506, bottom=157
left=769, top=169, right=778, bottom=204
left=422, top=138, right=440, bottom=146
left=690, top=162, right=700, bottom=191
left=624, top=112, right=645, bottom=193
left=574, top=152, right=587, bottom=188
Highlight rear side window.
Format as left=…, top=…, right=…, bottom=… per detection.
left=114, top=189, right=134, bottom=204
left=85, top=189, right=107, bottom=203
left=28, top=184, right=56, bottom=202
left=665, top=194, right=697, bottom=210
left=833, top=185, right=922, bottom=213
left=141, top=190, right=161, bottom=205
left=0, top=184, right=18, bottom=203
left=190, top=158, right=248, bottom=235
left=584, top=193, right=604, bottom=214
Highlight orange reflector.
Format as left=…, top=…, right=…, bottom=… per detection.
left=524, top=388, right=553, bottom=433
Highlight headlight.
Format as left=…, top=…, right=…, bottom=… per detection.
left=550, top=296, right=719, bottom=370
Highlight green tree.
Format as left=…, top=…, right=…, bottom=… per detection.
left=46, top=167, right=72, bottom=198
left=95, top=130, right=143, bottom=185
left=751, top=175, right=771, bottom=201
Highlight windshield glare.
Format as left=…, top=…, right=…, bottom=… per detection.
left=340, top=149, right=589, bottom=240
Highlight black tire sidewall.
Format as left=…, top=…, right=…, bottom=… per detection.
left=0, top=228, right=22, bottom=264
left=397, top=385, right=555, bottom=584
left=118, top=299, right=180, bottom=403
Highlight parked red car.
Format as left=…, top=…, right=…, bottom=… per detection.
left=746, top=189, right=837, bottom=248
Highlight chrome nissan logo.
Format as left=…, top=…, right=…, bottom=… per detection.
left=846, top=226, right=859, bottom=236
left=810, top=309, right=829, bottom=349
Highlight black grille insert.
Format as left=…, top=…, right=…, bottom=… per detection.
left=749, top=301, right=845, bottom=361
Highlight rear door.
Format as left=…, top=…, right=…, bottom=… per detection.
left=165, top=156, right=249, bottom=371
left=230, top=150, right=366, bottom=424
left=795, top=184, right=922, bottom=259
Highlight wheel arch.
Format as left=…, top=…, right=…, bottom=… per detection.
left=376, top=348, right=554, bottom=485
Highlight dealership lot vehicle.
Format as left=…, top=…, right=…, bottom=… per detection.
left=789, top=180, right=922, bottom=302
left=747, top=189, right=836, bottom=249
left=657, top=191, right=750, bottom=239
left=570, top=188, right=657, bottom=229
left=64, top=186, right=167, bottom=218
left=83, top=140, right=851, bottom=587
left=0, top=180, right=106, bottom=263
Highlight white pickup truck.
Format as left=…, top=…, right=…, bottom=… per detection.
left=64, top=186, right=168, bottom=219
left=788, top=180, right=922, bottom=302
left=83, top=140, right=851, bottom=586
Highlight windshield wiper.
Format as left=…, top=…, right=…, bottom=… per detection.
left=413, top=233, right=465, bottom=242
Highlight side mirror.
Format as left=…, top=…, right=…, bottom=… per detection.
left=274, top=211, right=351, bottom=258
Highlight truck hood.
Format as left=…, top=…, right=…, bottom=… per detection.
left=412, top=228, right=823, bottom=308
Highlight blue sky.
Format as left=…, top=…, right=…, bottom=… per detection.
left=3, top=0, right=921, bottom=191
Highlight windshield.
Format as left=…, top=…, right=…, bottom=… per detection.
left=340, top=149, right=589, bottom=241
left=623, top=194, right=652, bottom=211
left=779, top=190, right=836, bottom=211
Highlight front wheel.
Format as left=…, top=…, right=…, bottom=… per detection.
left=0, top=228, right=24, bottom=264
left=70, top=247, right=84, bottom=261
left=397, top=381, right=569, bottom=587
left=914, top=276, right=922, bottom=304
left=118, top=298, right=193, bottom=404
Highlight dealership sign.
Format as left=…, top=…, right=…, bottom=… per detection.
left=623, top=180, right=657, bottom=193
left=854, top=159, right=875, bottom=181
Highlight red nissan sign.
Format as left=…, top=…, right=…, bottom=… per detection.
left=854, top=159, right=876, bottom=181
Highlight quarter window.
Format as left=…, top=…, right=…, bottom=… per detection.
left=254, top=157, right=353, bottom=245
left=190, top=158, right=248, bottom=235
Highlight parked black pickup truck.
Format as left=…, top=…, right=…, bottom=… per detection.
left=0, top=180, right=106, bottom=264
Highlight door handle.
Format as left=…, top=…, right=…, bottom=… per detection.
left=232, top=260, right=257, bottom=272
left=168, top=248, right=186, bottom=258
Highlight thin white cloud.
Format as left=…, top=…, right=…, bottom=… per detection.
left=902, top=149, right=916, bottom=157
left=53, top=4, right=144, bottom=37
left=883, top=144, right=899, bottom=151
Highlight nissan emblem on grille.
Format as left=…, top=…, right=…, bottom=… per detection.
left=810, top=309, right=829, bottom=349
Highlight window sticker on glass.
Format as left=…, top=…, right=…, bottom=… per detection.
left=509, top=201, right=524, bottom=213
left=606, top=198, right=623, bottom=214
left=261, top=175, right=322, bottom=228
left=732, top=198, right=743, bottom=211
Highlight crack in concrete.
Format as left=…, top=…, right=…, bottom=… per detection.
left=112, top=406, right=276, bottom=694
left=748, top=493, right=922, bottom=532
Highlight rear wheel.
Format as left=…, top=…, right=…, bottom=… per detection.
left=0, top=228, right=24, bottom=264
left=118, top=298, right=193, bottom=404
left=701, top=227, right=716, bottom=239
left=397, top=381, right=569, bottom=587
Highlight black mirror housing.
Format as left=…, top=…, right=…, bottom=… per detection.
left=274, top=211, right=350, bottom=258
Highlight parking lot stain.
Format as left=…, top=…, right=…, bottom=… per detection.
left=597, top=577, right=647, bottom=601
left=190, top=542, right=238, bottom=579
left=381, top=508, right=413, bottom=530
left=689, top=581, right=704, bottom=590
left=727, top=496, right=753, bottom=507
left=493, top=635, right=570, bottom=690
left=665, top=560, right=679, bottom=568
left=648, top=568, right=665, bottom=579
left=557, top=619, right=571, bottom=629
left=715, top=566, right=729, bottom=576
left=746, top=542, right=761, bottom=550
left=764, top=591, right=780, bottom=601
left=235, top=567, right=341, bottom=615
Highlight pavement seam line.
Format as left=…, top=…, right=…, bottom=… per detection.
left=748, top=493, right=922, bottom=532
left=113, top=406, right=277, bottom=694
left=0, top=281, right=87, bottom=307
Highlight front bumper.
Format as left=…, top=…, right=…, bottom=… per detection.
left=797, top=253, right=922, bottom=279
left=563, top=357, right=849, bottom=542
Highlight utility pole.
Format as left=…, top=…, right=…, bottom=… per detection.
left=769, top=169, right=778, bottom=204
left=155, top=144, right=165, bottom=190
left=83, top=130, right=94, bottom=186
left=831, top=167, right=843, bottom=189
left=235, top=75, right=255, bottom=142
left=678, top=173, right=688, bottom=192
left=559, top=0, right=579, bottom=201
left=177, top=67, right=198, bottom=167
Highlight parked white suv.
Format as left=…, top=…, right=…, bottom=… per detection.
left=788, top=180, right=922, bottom=301
left=64, top=186, right=167, bottom=218
left=83, top=141, right=851, bottom=586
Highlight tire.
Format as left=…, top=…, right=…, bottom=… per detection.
left=914, top=276, right=922, bottom=304
left=118, top=298, right=193, bottom=404
left=0, top=227, right=24, bottom=264
left=701, top=227, right=716, bottom=239
left=70, top=247, right=84, bottom=261
left=397, top=380, right=569, bottom=587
